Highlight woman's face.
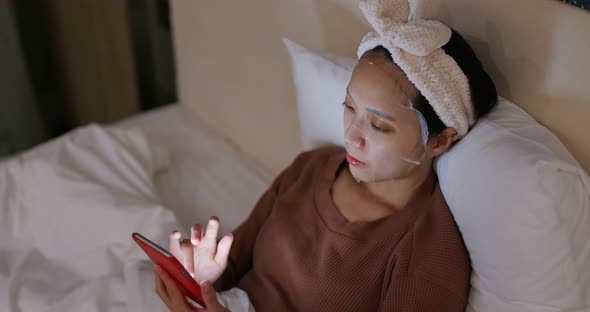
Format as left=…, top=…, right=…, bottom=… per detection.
left=343, top=52, right=427, bottom=183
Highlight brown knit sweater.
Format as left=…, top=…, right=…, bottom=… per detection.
left=215, top=147, right=471, bottom=311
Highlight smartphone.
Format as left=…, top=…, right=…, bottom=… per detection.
left=131, top=232, right=205, bottom=307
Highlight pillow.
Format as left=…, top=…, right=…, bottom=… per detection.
left=437, top=99, right=590, bottom=311
left=283, top=38, right=590, bottom=311
left=283, top=38, right=351, bottom=150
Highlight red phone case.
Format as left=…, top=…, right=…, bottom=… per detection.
left=131, top=232, right=205, bottom=307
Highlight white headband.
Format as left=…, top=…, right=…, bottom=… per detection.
left=357, top=0, right=474, bottom=139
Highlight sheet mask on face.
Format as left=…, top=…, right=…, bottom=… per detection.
left=343, top=56, right=429, bottom=183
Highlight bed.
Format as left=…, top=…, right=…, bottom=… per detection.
left=1, top=0, right=589, bottom=311
left=114, top=104, right=275, bottom=234
left=0, top=105, right=273, bottom=311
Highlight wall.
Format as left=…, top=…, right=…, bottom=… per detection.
left=172, top=0, right=590, bottom=173
left=172, top=0, right=370, bottom=173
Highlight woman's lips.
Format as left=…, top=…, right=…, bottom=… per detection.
left=346, top=153, right=366, bottom=167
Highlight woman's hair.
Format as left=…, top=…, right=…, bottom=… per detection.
left=370, top=29, right=498, bottom=137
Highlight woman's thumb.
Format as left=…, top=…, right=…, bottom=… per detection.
left=200, top=281, right=226, bottom=311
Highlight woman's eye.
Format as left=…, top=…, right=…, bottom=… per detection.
left=370, top=123, right=387, bottom=133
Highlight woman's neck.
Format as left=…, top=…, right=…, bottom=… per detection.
left=361, top=160, right=434, bottom=212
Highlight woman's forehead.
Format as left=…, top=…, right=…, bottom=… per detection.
left=349, top=52, right=418, bottom=105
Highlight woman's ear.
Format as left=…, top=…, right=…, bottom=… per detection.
left=429, top=127, right=457, bottom=157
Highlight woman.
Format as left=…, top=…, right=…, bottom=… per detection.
left=155, top=0, right=497, bottom=311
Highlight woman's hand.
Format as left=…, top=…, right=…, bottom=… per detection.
left=155, top=264, right=230, bottom=312
left=169, top=216, right=234, bottom=284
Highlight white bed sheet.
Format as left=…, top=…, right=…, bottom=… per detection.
left=115, top=104, right=275, bottom=234
left=0, top=104, right=274, bottom=312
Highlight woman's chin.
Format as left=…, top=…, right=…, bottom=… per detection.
left=349, top=167, right=373, bottom=183
left=350, top=167, right=408, bottom=183
left=349, top=165, right=398, bottom=183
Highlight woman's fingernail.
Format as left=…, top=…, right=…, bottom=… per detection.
left=200, top=280, right=212, bottom=294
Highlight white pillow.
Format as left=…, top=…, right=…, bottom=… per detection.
left=283, top=38, right=351, bottom=149
left=283, top=38, right=590, bottom=312
left=437, top=99, right=590, bottom=312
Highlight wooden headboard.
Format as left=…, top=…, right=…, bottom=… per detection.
left=171, top=0, right=590, bottom=174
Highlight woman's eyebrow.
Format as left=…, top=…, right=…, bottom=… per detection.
left=346, top=86, right=353, bottom=100
left=347, top=86, right=396, bottom=122
left=367, top=108, right=396, bottom=122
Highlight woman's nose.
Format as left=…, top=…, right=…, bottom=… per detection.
left=344, top=122, right=366, bottom=149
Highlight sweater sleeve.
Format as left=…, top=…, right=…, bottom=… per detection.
left=213, top=168, right=286, bottom=291
left=378, top=274, right=468, bottom=312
